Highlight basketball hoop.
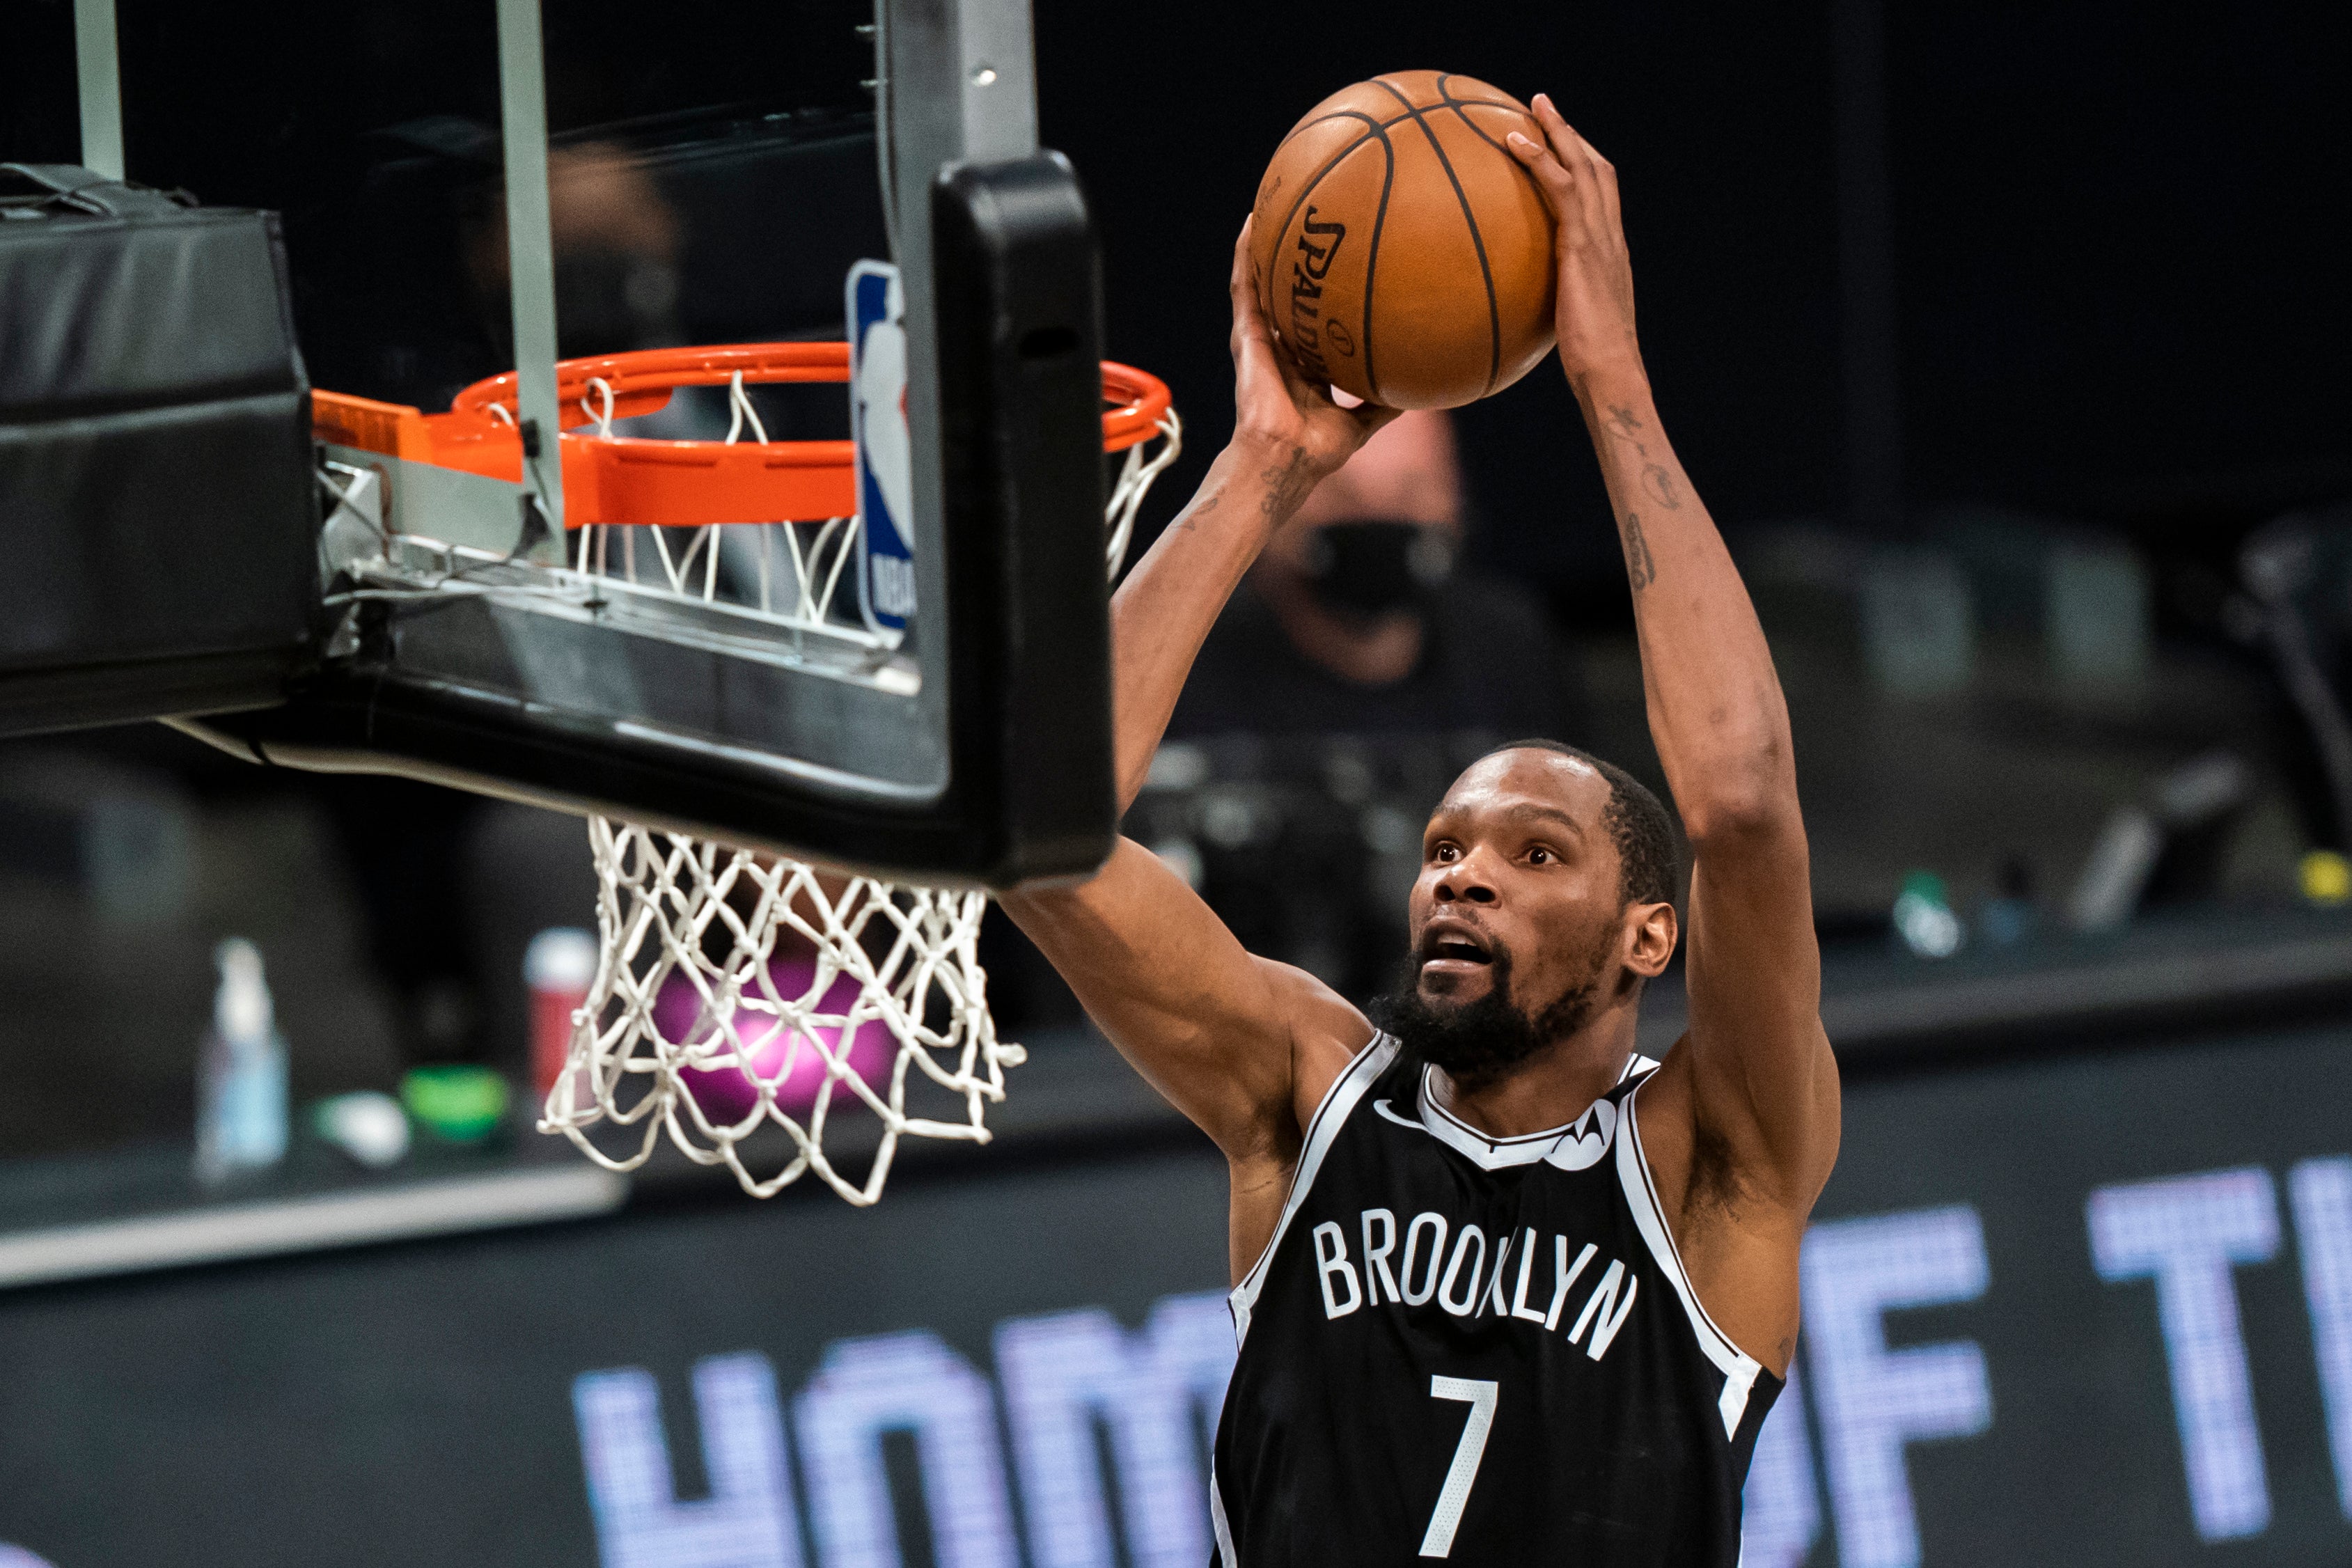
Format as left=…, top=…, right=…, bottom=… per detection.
left=346, top=340, right=1182, bottom=1202
left=551, top=832, right=1008, bottom=1202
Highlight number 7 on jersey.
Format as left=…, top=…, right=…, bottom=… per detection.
left=1419, top=1377, right=1499, bottom=1558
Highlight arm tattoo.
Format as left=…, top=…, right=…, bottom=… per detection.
left=1622, top=510, right=1656, bottom=592
left=1604, top=405, right=1652, bottom=462
left=1259, top=447, right=1315, bottom=519
left=1641, top=462, right=1681, bottom=510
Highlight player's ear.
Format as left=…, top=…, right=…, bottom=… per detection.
left=1624, top=900, right=1677, bottom=979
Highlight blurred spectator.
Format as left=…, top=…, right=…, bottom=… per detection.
left=1037, top=409, right=1594, bottom=1010
left=1168, top=408, right=1581, bottom=740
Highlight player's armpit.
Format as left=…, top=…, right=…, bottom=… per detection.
left=998, top=838, right=1372, bottom=1168
left=1626, top=814, right=1835, bottom=1377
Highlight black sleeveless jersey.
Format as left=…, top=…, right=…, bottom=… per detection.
left=1209, top=1034, right=1780, bottom=1566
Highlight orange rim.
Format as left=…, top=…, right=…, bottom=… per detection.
left=319, top=343, right=1174, bottom=529
left=450, top=342, right=1174, bottom=453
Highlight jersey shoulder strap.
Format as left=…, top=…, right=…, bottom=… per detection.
left=1617, top=1051, right=1663, bottom=1087
left=1227, top=1030, right=1402, bottom=1346
left=1614, top=1069, right=1769, bottom=1437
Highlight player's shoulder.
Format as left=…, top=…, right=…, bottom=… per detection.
left=1249, top=955, right=1376, bottom=1134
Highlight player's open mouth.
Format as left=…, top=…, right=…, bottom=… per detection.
left=1418, top=924, right=1494, bottom=972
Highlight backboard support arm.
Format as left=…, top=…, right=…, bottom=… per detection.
left=494, top=0, right=565, bottom=548
left=72, top=0, right=123, bottom=181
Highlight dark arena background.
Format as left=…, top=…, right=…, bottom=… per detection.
left=5, top=1, right=2351, bottom=1565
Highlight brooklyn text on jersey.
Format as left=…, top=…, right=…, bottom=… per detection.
left=1211, top=1037, right=1781, bottom=1567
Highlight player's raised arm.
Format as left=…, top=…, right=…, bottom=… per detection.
left=998, top=224, right=1393, bottom=1221
left=1507, top=104, right=1839, bottom=1251
left=1101, top=224, right=1400, bottom=808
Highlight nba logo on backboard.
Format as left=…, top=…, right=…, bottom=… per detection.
left=849, top=261, right=915, bottom=641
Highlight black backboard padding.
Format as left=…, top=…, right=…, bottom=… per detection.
left=929, top=152, right=1118, bottom=882
left=0, top=173, right=318, bottom=737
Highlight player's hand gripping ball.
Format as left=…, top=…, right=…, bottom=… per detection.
left=1249, top=71, right=1558, bottom=409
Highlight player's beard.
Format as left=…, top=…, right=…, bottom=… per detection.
left=1367, top=941, right=1604, bottom=1092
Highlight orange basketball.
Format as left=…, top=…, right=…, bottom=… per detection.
left=1249, top=72, right=1558, bottom=409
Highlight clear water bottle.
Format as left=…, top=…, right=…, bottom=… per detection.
left=194, top=938, right=289, bottom=1186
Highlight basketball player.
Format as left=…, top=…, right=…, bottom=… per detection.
left=1002, top=95, right=1838, bottom=1565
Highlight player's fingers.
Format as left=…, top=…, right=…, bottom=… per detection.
left=1234, top=225, right=1281, bottom=338
left=1530, top=95, right=1606, bottom=228
left=1529, top=95, right=1583, bottom=168
left=1229, top=219, right=1276, bottom=357
left=1565, top=135, right=1617, bottom=228
left=1273, top=346, right=1333, bottom=409
left=1576, top=136, right=1624, bottom=230
left=1514, top=102, right=1590, bottom=226
left=1507, top=131, right=1598, bottom=249
left=1504, top=130, right=1577, bottom=215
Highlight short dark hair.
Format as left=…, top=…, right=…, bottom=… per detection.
left=1481, top=739, right=1677, bottom=907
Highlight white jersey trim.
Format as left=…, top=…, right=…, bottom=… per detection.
left=1227, top=1030, right=1402, bottom=1349
left=1402, top=1051, right=1664, bottom=1172
left=1411, top=1067, right=1599, bottom=1171
left=1616, top=1077, right=1764, bottom=1438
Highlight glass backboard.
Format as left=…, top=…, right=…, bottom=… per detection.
left=15, top=0, right=1134, bottom=889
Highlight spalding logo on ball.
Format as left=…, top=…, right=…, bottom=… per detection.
left=1251, top=71, right=1558, bottom=410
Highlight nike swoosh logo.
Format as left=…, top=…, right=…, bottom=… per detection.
left=1374, top=1099, right=1432, bottom=1134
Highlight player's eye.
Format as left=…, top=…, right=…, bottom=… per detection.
left=1528, top=845, right=1552, bottom=865
left=1432, top=842, right=1459, bottom=863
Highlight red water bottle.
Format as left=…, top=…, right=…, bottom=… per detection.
left=525, top=927, right=597, bottom=1104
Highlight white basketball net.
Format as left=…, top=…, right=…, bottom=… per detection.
left=538, top=383, right=1180, bottom=1202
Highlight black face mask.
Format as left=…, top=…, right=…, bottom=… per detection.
left=1300, top=521, right=1455, bottom=618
